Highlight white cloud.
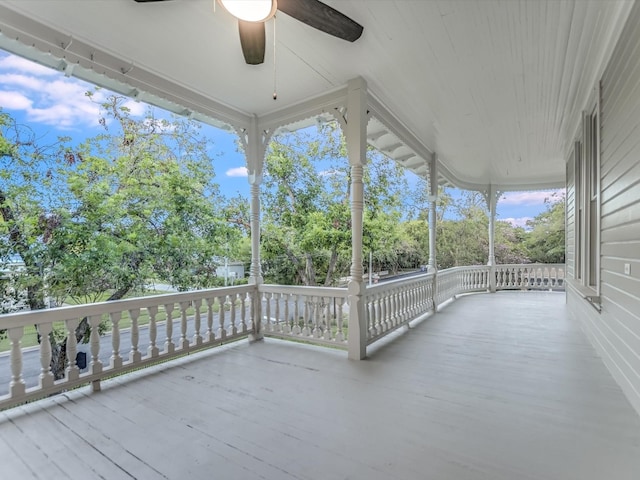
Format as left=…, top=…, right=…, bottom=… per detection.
left=499, top=190, right=563, bottom=206
left=0, top=52, right=145, bottom=130
left=0, top=55, right=59, bottom=76
left=499, top=217, right=533, bottom=228
left=0, top=91, right=33, bottom=110
left=226, top=166, right=248, bottom=177
left=124, top=100, right=146, bottom=117
left=0, top=73, right=46, bottom=90
left=319, top=169, right=346, bottom=177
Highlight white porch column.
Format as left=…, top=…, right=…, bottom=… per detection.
left=346, top=77, right=368, bottom=360
left=485, top=184, right=498, bottom=292
left=427, top=153, right=438, bottom=273
left=242, top=116, right=267, bottom=342
left=427, top=153, right=438, bottom=313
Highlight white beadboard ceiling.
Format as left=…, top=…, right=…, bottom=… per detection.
left=0, top=0, right=633, bottom=191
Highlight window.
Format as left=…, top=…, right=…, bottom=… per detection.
left=575, top=83, right=601, bottom=293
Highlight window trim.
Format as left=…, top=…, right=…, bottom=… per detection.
left=575, top=82, right=601, bottom=299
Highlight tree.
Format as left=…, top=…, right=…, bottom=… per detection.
left=524, top=193, right=566, bottom=263
left=0, top=109, right=67, bottom=312
left=436, top=190, right=489, bottom=268
left=494, top=221, right=529, bottom=264
left=260, top=123, right=408, bottom=285
left=1, top=95, right=239, bottom=377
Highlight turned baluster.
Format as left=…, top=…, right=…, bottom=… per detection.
left=335, top=297, right=345, bottom=342
left=283, top=293, right=291, bottom=334
left=309, top=297, right=318, bottom=337
left=292, top=294, right=301, bottom=335
left=401, top=287, right=407, bottom=322
left=376, top=292, right=385, bottom=332
left=9, top=327, right=26, bottom=398
left=88, top=315, right=103, bottom=392
left=37, top=323, right=54, bottom=390
left=205, top=297, right=215, bottom=342
left=179, top=301, right=190, bottom=350
left=65, top=318, right=80, bottom=381
left=323, top=297, right=332, bottom=340
left=388, top=291, right=395, bottom=328
left=110, top=312, right=123, bottom=369
left=163, top=303, right=175, bottom=354
left=302, top=297, right=311, bottom=336
left=380, top=293, right=388, bottom=329
left=89, top=315, right=103, bottom=374
left=263, top=292, right=272, bottom=333
left=129, top=308, right=142, bottom=362
left=227, top=295, right=236, bottom=335
left=368, top=295, right=377, bottom=337
left=147, top=305, right=160, bottom=358
left=217, top=295, right=227, bottom=339
left=245, top=291, right=253, bottom=331
left=193, top=298, right=203, bottom=346
left=401, top=288, right=408, bottom=322
left=274, top=292, right=281, bottom=333
left=240, top=292, right=248, bottom=333
left=391, top=290, right=399, bottom=327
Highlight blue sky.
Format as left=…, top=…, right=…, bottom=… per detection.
left=0, top=50, right=561, bottom=227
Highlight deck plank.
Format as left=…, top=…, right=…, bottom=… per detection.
left=1, top=291, right=640, bottom=479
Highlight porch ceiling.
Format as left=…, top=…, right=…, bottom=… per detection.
left=0, top=0, right=632, bottom=190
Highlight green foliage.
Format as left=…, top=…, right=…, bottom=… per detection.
left=524, top=193, right=566, bottom=263
left=1, top=98, right=248, bottom=328
left=436, top=191, right=489, bottom=268
left=260, top=123, right=409, bottom=285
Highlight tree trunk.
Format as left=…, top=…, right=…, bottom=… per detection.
left=305, top=253, right=317, bottom=286
left=324, top=249, right=338, bottom=286
left=284, top=249, right=307, bottom=286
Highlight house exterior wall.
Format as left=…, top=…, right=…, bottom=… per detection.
left=567, top=2, right=640, bottom=416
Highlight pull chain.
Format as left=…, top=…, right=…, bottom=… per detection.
left=273, top=14, right=277, bottom=100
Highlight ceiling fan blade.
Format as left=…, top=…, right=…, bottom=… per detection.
left=133, top=0, right=171, bottom=3
left=238, top=20, right=266, bottom=65
left=276, top=0, right=363, bottom=42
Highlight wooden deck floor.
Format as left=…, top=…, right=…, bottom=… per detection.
left=2, top=291, right=640, bottom=480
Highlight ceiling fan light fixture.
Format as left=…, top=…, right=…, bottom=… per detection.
left=218, top=0, right=277, bottom=22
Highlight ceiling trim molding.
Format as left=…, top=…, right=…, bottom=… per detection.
left=367, top=93, right=434, bottom=167
left=256, top=85, right=348, bottom=133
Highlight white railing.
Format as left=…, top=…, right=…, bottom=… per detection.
left=435, top=265, right=490, bottom=306
left=1, top=263, right=566, bottom=411
left=364, top=273, right=435, bottom=344
left=363, top=264, right=564, bottom=346
left=0, top=285, right=253, bottom=410
left=259, top=284, right=348, bottom=348
left=494, top=264, right=565, bottom=290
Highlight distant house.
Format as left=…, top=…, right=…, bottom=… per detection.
left=215, top=261, right=245, bottom=285
left=0, top=259, right=27, bottom=313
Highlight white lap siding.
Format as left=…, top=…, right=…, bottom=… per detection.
left=568, top=2, right=640, bottom=416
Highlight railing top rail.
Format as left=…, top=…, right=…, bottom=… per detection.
left=260, top=284, right=348, bottom=298
left=0, top=284, right=255, bottom=329
left=495, top=263, right=565, bottom=268
left=365, top=272, right=434, bottom=293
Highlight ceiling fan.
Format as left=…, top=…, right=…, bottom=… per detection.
left=133, top=0, right=364, bottom=65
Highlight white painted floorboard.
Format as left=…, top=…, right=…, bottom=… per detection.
left=1, top=291, right=640, bottom=479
